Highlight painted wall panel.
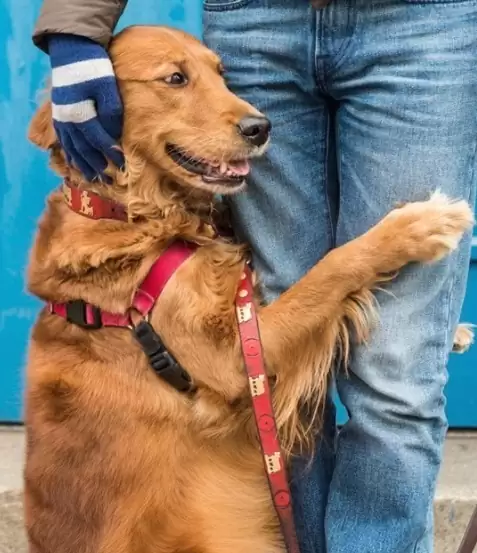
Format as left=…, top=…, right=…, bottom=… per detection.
left=1, top=0, right=475, bottom=426
left=0, top=0, right=201, bottom=422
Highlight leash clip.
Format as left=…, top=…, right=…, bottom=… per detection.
left=132, top=319, right=195, bottom=393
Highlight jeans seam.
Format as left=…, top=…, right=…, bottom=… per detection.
left=411, top=136, right=477, bottom=553
left=409, top=229, right=462, bottom=553
left=313, top=9, right=328, bottom=92
left=443, top=129, right=477, bottom=351
left=323, top=111, right=336, bottom=247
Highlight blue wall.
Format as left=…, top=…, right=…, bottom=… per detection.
left=1, top=0, right=476, bottom=425
left=0, top=0, right=202, bottom=422
left=445, top=253, right=477, bottom=426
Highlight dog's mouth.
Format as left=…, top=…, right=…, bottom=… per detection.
left=166, top=144, right=250, bottom=189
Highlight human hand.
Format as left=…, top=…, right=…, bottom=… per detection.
left=48, top=34, right=125, bottom=182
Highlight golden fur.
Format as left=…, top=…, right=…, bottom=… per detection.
left=24, top=26, right=474, bottom=553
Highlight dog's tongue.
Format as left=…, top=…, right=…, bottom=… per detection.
left=227, top=159, right=250, bottom=176
left=205, top=159, right=250, bottom=179
left=218, top=159, right=250, bottom=177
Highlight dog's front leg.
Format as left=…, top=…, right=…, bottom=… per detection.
left=257, top=193, right=473, bottom=445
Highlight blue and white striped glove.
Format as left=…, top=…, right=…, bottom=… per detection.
left=48, top=34, right=125, bottom=182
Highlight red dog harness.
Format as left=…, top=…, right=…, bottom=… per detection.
left=49, top=240, right=197, bottom=392
left=50, top=180, right=301, bottom=553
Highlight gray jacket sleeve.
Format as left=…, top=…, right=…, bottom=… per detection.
left=33, top=0, right=128, bottom=52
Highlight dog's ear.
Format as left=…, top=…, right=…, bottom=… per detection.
left=28, top=100, right=57, bottom=150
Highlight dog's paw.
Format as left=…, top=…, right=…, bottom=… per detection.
left=452, top=324, right=474, bottom=354
left=385, top=191, right=474, bottom=264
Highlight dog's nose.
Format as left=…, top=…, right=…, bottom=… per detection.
left=237, top=116, right=271, bottom=147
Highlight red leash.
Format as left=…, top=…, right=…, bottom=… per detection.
left=457, top=505, right=477, bottom=553
left=235, top=266, right=301, bottom=553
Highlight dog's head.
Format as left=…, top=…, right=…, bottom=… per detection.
left=29, top=26, right=270, bottom=208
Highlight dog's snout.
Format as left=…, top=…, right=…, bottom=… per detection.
left=237, top=116, right=271, bottom=147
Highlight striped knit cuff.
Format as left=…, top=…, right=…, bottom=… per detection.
left=52, top=58, right=114, bottom=87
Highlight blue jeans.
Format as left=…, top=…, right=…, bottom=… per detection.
left=203, top=0, right=477, bottom=551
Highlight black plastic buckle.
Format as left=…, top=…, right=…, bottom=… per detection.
left=65, top=300, right=102, bottom=330
left=132, top=319, right=194, bottom=393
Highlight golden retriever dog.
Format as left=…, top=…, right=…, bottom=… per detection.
left=25, top=26, right=473, bottom=553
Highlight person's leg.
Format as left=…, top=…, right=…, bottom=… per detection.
left=203, top=2, right=336, bottom=551
left=324, top=0, right=477, bottom=551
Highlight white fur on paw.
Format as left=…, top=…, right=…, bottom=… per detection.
left=426, top=191, right=474, bottom=257
left=452, top=324, right=474, bottom=354
left=393, top=191, right=475, bottom=263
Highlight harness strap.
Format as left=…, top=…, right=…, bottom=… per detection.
left=49, top=241, right=196, bottom=328
left=130, top=242, right=197, bottom=316
left=49, top=300, right=129, bottom=329
left=48, top=241, right=197, bottom=393
left=235, top=266, right=301, bottom=553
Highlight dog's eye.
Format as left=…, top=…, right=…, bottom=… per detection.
left=164, top=72, right=188, bottom=86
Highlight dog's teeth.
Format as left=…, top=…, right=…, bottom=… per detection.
left=220, top=162, right=228, bottom=175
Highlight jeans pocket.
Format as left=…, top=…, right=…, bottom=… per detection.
left=203, top=0, right=254, bottom=11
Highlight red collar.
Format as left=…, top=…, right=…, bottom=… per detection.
left=60, top=179, right=235, bottom=238
left=62, top=179, right=128, bottom=221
